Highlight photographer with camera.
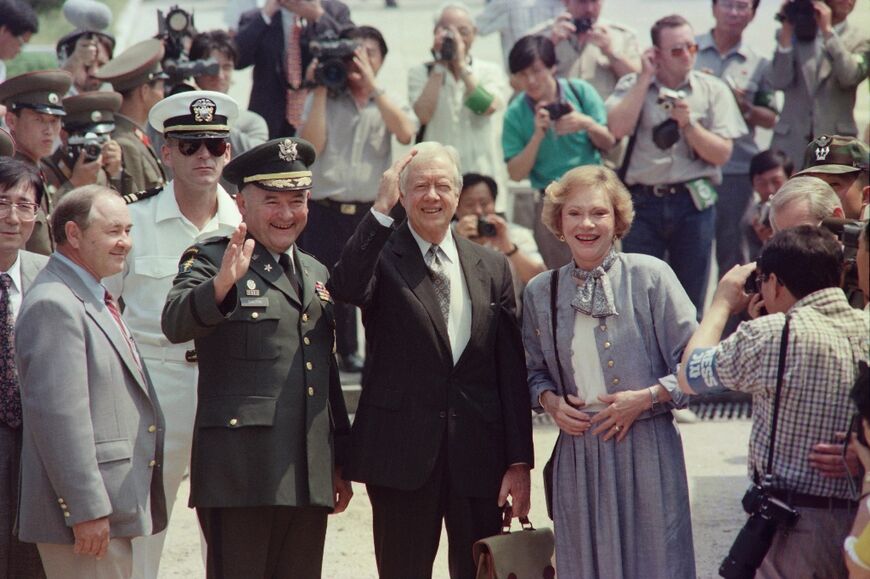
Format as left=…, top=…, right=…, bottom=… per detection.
left=235, top=0, right=353, bottom=139
left=57, top=31, right=114, bottom=95
left=679, top=225, right=868, bottom=578
left=297, top=25, right=414, bottom=373
left=42, top=91, right=135, bottom=203
left=744, top=149, right=794, bottom=260
left=606, top=15, right=747, bottom=313
left=792, top=135, right=869, bottom=221
left=536, top=0, right=640, bottom=100
left=452, top=173, right=544, bottom=295
left=503, top=34, right=614, bottom=268
left=768, top=0, right=870, bottom=171
left=0, top=0, right=38, bottom=84
left=409, top=3, right=509, bottom=210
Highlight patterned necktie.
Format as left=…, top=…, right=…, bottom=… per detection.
left=104, top=290, right=143, bottom=375
left=285, top=15, right=307, bottom=129
left=0, top=274, right=21, bottom=429
left=425, top=245, right=450, bottom=327
left=279, top=253, right=301, bottom=297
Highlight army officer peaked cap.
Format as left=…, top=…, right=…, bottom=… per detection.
left=94, top=38, right=168, bottom=93
left=0, top=70, right=73, bottom=116
left=148, top=90, right=239, bottom=138
left=223, top=138, right=317, bottom=192
left=62, top=91, right=123, bottom=134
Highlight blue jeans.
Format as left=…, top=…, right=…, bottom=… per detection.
left=715, top=173, right=754, bottom=276
left=621, top=189, right=715, bottom=315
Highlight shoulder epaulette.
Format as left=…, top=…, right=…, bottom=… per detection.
left=123, top=186, right=163, bottom=205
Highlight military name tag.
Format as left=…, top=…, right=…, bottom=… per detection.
left=240, top=297, right=269, bottom=308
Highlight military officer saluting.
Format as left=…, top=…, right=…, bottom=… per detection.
left=105, top=90, right=242, bottom=579
left=94, top=38, right=168, bottom=192
left=0, top=69, right=73, bottom=255
left=41, top=90, right=136, bottom=203
left=161, top=138, right=353, bottom=579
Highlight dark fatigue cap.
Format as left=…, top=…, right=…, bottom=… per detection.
left=795, top=135, right=869, bottom=177
left=0, top=129, right=15, bottom=158
left=223, top=138, right=316, bottom=192
left=94, top=38, right=169, bottom=93
left=148, top=90, right=239, bottom=139
left=56, top=30, right=116, bottom=62
left=0, top=70, right=73, bottom=116
left=62, top=91, right=122, bottom=134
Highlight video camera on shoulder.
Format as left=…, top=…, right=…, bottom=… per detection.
left=309, top=32, right=358, bottom=92
left=157, top=6, right=219, bottom=92
left=719, top=476, right=800, bottom=579
left=775, top=0, right=817, bottom=42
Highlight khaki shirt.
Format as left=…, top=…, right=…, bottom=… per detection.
left=534, top=17, right=641, bottom=99
left=605, top=70, right=747, bottom=186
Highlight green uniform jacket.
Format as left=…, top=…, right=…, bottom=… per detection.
left=161, top=236, right=350, bottom=509
left=112, top=113, right=166, bottom=192
left=15, top=152, right=53, bottom=256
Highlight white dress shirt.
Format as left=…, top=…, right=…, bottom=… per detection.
left=2, top=253, right=23, bottom=319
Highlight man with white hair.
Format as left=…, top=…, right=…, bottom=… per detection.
left=329, top=142, right=533, bottom=579
left=769, top=175, right=844, bottom=232
left=409, top=3, right=510, bottom=212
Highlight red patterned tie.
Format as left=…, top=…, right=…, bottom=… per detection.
left=104, top=290, right=143, bottom=375
left=285, top=15, right=307, bottom=130
left=0, top=274, right=21, bottom=428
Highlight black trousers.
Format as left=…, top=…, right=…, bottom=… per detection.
left=298, top=200, right=371, bottom=358
left=197, top=505, right=328, bottom=579
left=367, top=450, right=502, bottom=579
left=0, top=424, right=44, bottom=579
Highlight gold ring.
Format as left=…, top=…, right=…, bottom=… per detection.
left=614, top=425, right=622, bottom=432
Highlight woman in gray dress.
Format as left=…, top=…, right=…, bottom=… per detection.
left=523, top=165, right=697, bottom=578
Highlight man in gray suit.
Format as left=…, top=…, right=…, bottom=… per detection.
left=15, top=185, right=166, bottom=579
left=0, top=157, right=48, bottom=579
left=769, top=0, right=870, bottom=170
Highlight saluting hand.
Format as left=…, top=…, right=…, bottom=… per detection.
left=372, top=149, right=417, bottom=216
left=214, top=223, right=255, bottom=304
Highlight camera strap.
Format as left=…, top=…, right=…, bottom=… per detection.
left=764, top=317, right=791, bottom=480
left=549, top=269, right=573, bottom=407
left=616, top=104, right=641, bottom=183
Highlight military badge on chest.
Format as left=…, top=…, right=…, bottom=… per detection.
left=314, top=281, right=332, bottom=303
left=245, top=278, right=261, bottom=297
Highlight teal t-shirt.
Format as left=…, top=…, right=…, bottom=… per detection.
left=502, top=78, right=606, bottom=190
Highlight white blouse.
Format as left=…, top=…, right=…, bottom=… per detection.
left=571, top=311, right=608, bottom=412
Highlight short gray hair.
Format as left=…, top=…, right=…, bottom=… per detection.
left=433, top=2, right=474, bottom=24
left=51, top=185, right=120, bottom=245
left=769, top=176, right=842, bottom=231
left=400, top=141, right=463, bottom=194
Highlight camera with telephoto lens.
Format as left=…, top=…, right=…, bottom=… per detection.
left=543, top=101, right=573, bottom=121
left=775, top=0, right=818, bottom=42
left=65, top=131, right=109, bottom=166
left=157, top=6, right=219, bottom=92
left=821, top=217, right=863, bottom=306
left=477, top=217, right=497, bottom=238
left=310, top=33, right=358, bottom=92
left=434, top=30, right=456, bottom=62
left=719, top=477, right=800, bottom=579
left=573, top=17, right=593, bottom=33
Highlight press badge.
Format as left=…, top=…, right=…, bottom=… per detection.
left=240, top=297, right=269, bottom=308
left=685, top=178, right=718, bottom=212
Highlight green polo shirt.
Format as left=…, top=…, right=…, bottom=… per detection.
left=502, top=78, right=605, bottom=190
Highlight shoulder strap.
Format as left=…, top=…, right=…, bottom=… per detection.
left=414, top=63, right=435, bottom=144
left=765, top=317, right=791, bottom=480
left=550, top=269, right=571, bottom=405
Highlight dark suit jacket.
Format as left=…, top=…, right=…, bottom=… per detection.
left=235, top=2, right=353, bottom=139
left=161, top=238, right=351, bottom=509
left=329, top=213, right=533, bottom=499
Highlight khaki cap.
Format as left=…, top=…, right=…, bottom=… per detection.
left=0, top=70, right=73, bottom=116
left=794, top=135, right=869, bottom=177
left=62, top=91, right=123, bottom=133
left=94, top=38, right=169, bottom=93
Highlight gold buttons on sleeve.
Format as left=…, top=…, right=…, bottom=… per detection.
left=229, top=418, right=238, bottom=426
left=63, top=512, right=71, bottom=518
left=612, top=378, right=620, bottom=386
left=148, top=425, right=157, bottom=433
left=607, top=360, right=615, bottom=368
left=148, top=460, right=157, bottom=467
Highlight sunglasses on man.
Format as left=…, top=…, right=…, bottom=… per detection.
left=662, top=42, right=699, bottom=57
left=176, top=138, right=229, bottom=157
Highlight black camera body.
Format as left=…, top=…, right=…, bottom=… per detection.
left=65, top=132, right=109, bottom=166
left=573, top=17, right=593, bottom=33
left=821, top=217, right=864, bottom=307
left=434, top=31, right=456, bottom=62
left=157, top=6, right=220, bottom=90
left=719, top=483, right=800, bottom=579
left=310, top=34, right=358, bottom=92
left=477, top=217, right=497, bottom=238
left=543, top=101, right=573, bottom=121
left=776, top=0, right=818, bottom=42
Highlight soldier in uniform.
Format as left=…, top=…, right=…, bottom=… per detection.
left=793, top=135, right=869, bottom=221
left=94, top=38, right=168, bottom=192
left=41, top=91, right=135, bottom=204
left=105, top=89, right=242, bottom=579
left=0, top=128, right=13, bottom=157
left=0, top=69, right=73, bottom=256
left=161, top=137, right=352, bottom=579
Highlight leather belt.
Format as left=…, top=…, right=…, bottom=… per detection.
left=769, top=490, right=857, bottom=510
left=630, top=183, right=690, bottom=197
left=314, top=198, right=373, bottom=216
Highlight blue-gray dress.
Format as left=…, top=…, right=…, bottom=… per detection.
left=523, top=253, right=698, bottom=579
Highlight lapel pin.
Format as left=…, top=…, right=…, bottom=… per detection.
left=264, top=263, right=273, bottom=272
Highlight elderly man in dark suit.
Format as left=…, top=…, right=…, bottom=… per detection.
left=15, top=185, right=166, bottom=578
left=329, top=142, right=534, bottom=579
left=161, top=138, right=352, bottom=579
left=0, top=157, right=47, bottom=579
left=235, top=0, right=353, bottom=139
